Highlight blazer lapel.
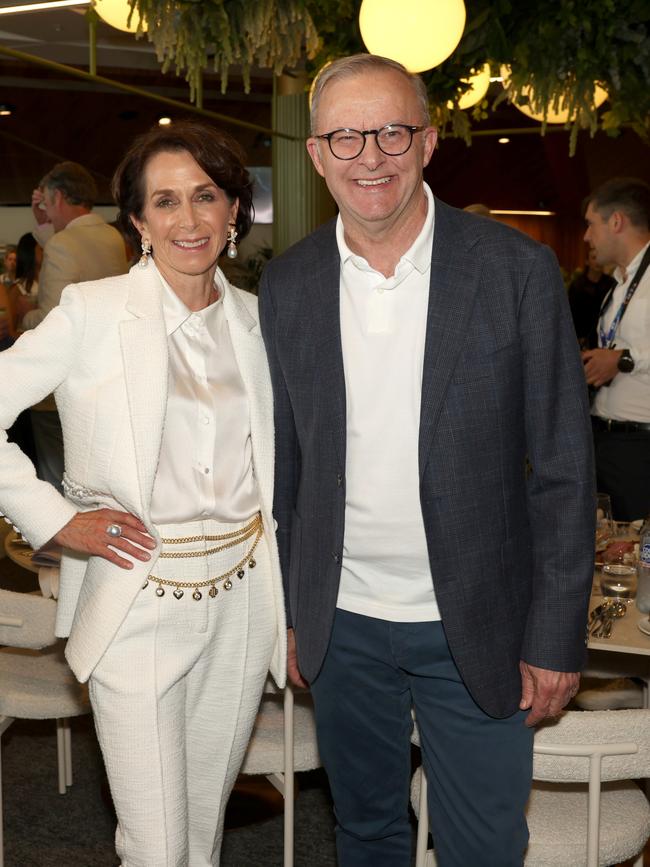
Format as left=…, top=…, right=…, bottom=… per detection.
left=419, top=201, right=482, bottom=476
left=119, top=264, right=168, bottom=519
left=313, top=226, right=347, bottom=468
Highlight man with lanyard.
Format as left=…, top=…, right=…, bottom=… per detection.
left=583, top=177, right=650, bottom=520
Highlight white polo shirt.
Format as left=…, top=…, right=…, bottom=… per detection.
left=336, top=182, right=440, bottom=622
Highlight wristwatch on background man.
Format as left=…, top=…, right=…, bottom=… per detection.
left=617, top=349, right=635, bottom=373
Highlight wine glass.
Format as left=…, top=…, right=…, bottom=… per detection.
left=596, top=493, right=613, bottom=552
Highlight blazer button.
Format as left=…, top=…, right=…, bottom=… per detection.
left=331, top=552, right=340, bottom=564
left=336, top=473, right=343, bottom=487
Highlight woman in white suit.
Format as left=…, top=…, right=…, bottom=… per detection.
left=0, top=121, right=286, bottom=866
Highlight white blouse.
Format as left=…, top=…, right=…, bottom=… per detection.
left=149, top=269, right=259, bottom=525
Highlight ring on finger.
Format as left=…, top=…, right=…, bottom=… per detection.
left=106, top=523, right=123, bottom=538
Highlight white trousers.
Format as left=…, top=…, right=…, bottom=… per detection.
left=88, top=516, right=276, bottom=867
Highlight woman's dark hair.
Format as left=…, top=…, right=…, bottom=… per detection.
left=15, top=233, right=39, bottom=293
left=112, top=120, right=254, bottom=254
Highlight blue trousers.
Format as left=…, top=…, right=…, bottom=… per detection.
left=309, top=610, right=533, bottom=867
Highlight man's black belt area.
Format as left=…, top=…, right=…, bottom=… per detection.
left=592, top=416, right=650, bottom=433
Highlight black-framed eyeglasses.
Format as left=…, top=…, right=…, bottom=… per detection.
left=315, top=124, right=426, bottom=160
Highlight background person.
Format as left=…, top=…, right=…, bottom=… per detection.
left=260, top=54, right=594, bottom=867
left=1, top=245, right=16, bottom=285
left=463, top=202, right=491, bottom=216
left=0, top=247, right=17, bottom=343
left=0, top=234, right=42, bottom=465
left=20, top=161, right=126, bottom=330
left=9, top=232, right=42, bottom=325
left=582, top=177, right=650, bottom=520
left=568, top=247, right=615, bottom=349
left=0, top=121, right=286, bottom=867
left=19, top=162, right=128, bottom=494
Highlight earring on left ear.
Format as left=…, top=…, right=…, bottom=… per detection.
left=226, top=225, right=238, bottom=260
left=139, top=237, right=152, bottom=267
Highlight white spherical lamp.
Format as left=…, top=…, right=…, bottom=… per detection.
left=359, top=0, right=466, bottom=73
left=501, top=65, right=607, bottom=123
left=95, top=0, right=146, bottom=33
left=447, top=63, right=491, bottom=110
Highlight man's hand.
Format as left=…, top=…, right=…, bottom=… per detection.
left=581, top=348, right=622, bottom=387
left=287, top=627, right=308, bottom=688
left=31, top=188, right=49, bottom=226
left=49, top=509, right=156, bottom=569
left=519, top=661, right=579, bottom=727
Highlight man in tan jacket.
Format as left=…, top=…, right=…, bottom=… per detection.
left=20, top=161, right=127, bottom=490
left=22, top=162, right=127, bottom=329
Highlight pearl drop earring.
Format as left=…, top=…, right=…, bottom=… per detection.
left=226, top=225, right=238, bottom=260
left=139, top=237, right=151, bottom=267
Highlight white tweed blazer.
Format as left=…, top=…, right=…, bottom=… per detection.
left=0, top=262, right=287, bottom=686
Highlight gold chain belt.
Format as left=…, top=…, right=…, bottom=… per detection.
left=157, top=513, right=262, bottom=558
left=142, top=513, right=263, bottom=601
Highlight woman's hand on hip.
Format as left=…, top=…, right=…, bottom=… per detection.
left=47, top=509, right=157, bottom=569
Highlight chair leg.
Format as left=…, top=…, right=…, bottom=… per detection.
left=63, top=719, right=73, bottom=787
left=415, top=766, right=430, bottom=867
left=0, top=730, right=3, bottom=867
left=0, top=716, right=15, bottom=867
left=56, top=719, right=66, bottom=794
left=283, top=686, right=295, bottom=867
left=632, top=854, right=643, bottom=867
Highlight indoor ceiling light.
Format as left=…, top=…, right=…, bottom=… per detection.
left=94, top=0, right=146, bottom=33
left=491, top=209, right=556, bottom=216
left=359, top=0, right=466, bottom=73
left=0, top=105, right=13, bottom=117
left=0, top=0, right=89, bottom=13
left=498, top=137, right=510, bottom=143
left=158, top=116, right=172, bottom=126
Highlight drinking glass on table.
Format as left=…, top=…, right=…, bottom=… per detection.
left=596, top=493, right=614, bottom=551
left=600, top=522, right=638, bottom=599
left=601, top=554, right=637, bottom=598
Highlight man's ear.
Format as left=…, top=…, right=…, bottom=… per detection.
left=610, top=210, right=626, bottom=234
left=422, top=127, right=438, bottom=168
left=306, top=138, right=326, bottom=178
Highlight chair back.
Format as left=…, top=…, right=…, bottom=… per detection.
left=533, top=709, right=650, bottom=867
left=533, top=709, right=650, bottom=782
left=0, top=588, right=57, bottom=649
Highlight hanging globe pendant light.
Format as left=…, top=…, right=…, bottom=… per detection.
left=448, top=63, right=491, bottom=110
left=500, top=66, right=607, bottom=123
left=359, top=0, right=466, bottom=73
left=94, top=0, right=146, bottom=33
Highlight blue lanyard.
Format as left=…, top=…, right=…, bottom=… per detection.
left=598, top=246, right=650, bottom=348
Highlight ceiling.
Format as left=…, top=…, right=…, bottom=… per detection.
left=0, top=1, right=648, bottom=228
left=0, top=1, right=275, bottom=202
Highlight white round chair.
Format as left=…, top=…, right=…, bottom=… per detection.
left=0, top=588, right=90, bottom=867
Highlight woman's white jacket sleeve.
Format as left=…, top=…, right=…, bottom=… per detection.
left=0, top=285, right=82, bottom=548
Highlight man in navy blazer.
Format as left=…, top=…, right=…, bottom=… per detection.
left=260, top=54, right=594, bottom=867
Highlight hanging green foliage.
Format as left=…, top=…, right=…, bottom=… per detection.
left=130, top=0, right=650, bottom=150
left=131, top=0, right=321, bottom=96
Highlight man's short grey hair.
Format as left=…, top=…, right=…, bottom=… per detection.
left=40, top=161, right=97, bottom=209
left=310, top=53, right=431, bottom=134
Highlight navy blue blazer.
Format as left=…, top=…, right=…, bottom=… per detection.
left=259, top=199, right=595, bottom=718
